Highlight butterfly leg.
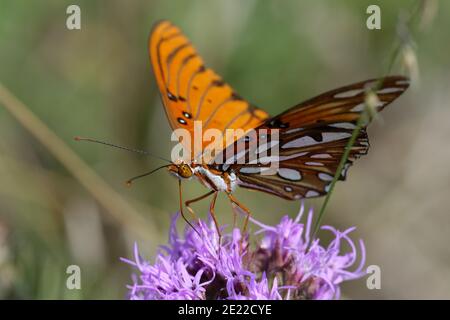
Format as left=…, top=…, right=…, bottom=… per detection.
left=209, top=191, right=222, bottom=244
left=178, top=180, right=200, bottom=235
left=226, top=193, right=251, bottom=234
left=227, top=200, right=238, bottom=229
left=185, top=190, right=215, bottom=221
left=231, top=205, right=238, bottom=230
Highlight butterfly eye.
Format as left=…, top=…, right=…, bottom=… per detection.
left=178, top=164, right=193, bottom=178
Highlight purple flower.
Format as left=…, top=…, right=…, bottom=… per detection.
left=122, top=203, right=366, bottom=300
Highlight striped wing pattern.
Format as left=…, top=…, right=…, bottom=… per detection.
left=220, top=77, right=409, bottom=200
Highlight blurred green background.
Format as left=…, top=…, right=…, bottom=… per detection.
left=0, top=0, right=449, bottom=299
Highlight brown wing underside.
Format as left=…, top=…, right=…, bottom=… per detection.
left=224, top=76, right=409, bottom=200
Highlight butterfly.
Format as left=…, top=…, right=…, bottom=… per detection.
left=145, top=20, right=409, bottom=233
left=79, top=20, right=409, bottom=235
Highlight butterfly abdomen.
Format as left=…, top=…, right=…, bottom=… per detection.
left=193, top=165, right=238, bottom=193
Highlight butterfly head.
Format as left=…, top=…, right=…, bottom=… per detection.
left=168, top=162, right=193, bottom=179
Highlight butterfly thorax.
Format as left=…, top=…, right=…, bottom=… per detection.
left=168, top=162, right=237, bottom=193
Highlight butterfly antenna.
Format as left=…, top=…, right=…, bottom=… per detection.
left=74, top=136, right=171, bottom=163
left=125, top=164, right=171, bottom=186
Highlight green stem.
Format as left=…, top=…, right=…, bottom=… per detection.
left=311, top=0, right=423, bottom=238
left=312, top=115, right=366, bottom=237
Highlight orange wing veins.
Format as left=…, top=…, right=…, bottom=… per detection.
left=149, top=20, right=269, bottom=160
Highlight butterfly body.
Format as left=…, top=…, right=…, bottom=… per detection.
left=168, top=162, right=238, bottom=193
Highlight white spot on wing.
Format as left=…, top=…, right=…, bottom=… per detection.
left=311, top=153, right=332, bottom=159
left=249, top=156, right=278, bottom=164
left=305, top=161, right=324, bottom=166
left=351, top=103, right=365, bottom=112
left=239, top=167, right=271, bottom=174
left=278, top=168, right=302, bottom=181
left=318, top=173, right=333, bottom=181
left=279, top=152, right=308, bottom=160
left=282, top=136, right=318, bottom=149
left=322, top=132, right=352, bottom=142
left=377, top=87, right=403, bottom=94
left=341, top=163, right=351, bottom=177
left=281, top=131, right=348, bottom=150
left=305, top=190, right=320, bottom=198
left=351, top=101, right=384, bottom=112
left=334, top=89, right=364, bottom=98
left=284, top=186, right=293, bottom=192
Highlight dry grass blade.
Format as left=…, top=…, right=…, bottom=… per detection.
left=0, top=83, right=158, bottom=240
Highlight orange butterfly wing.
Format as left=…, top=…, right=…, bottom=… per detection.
left=149, top=20, right=269, bottom=160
